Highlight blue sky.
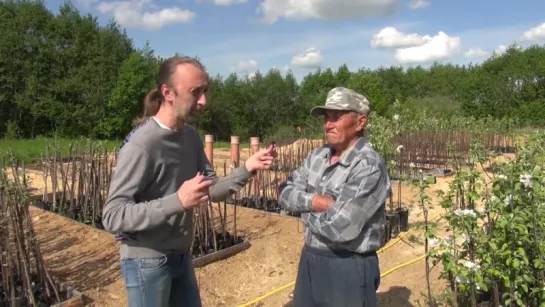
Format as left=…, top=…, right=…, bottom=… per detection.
left=46, top=0, right=545, bottom=80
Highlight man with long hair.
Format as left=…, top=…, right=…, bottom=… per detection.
left=103, top=56, right=277, bottom=307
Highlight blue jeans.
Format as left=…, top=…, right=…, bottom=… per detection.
left=120, top=253, right=201, bottom=307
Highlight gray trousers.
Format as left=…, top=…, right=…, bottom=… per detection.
left=292, top=245, right=380, bottom=307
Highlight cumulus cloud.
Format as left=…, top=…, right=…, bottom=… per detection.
left=492, top=44, right=522, bottom=56
left=230, top=60, right=258, bottom=72
left=521, top=22, right=545, bottom=42
left=464, top=48, right=487, bottom=58
left=229, top=60, right=259, bottom=77
left=291, top=48, right=324, bottom=69
left=97, top=0, right=195, bottom=30
left=371, top=27, right=431, bottom=49
left=257, top=0, right=399, bottom=24
left=370, top=26, right=460, bottom=63
left=495, top=45, right=507, bottom=55
left=394, top=31, right=461, bottom=64
left=408, top=0, right=430, bottom=9
left=246, top=71, right=257, bottom=79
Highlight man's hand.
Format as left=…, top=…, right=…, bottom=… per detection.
left=177, top=172, right=214, bottom=209
left=245, top=145, right=277, bottom=173
left=311, top=194, right=336, bottom=212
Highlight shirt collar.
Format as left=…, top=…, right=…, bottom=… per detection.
left=322, top=137, right=368, bottom=167
left=152, top=117, right=174, bottom=131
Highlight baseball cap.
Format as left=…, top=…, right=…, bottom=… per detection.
left=310, top=87, right=371, bottom=117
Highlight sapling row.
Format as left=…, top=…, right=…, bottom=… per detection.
left=389, top=130, right=517, bottom=182
left=429, top=132, right=545, bottom=307
left=272, top=139, right=323, bottom=172
left=33, top=141, right=245, bottom=257
left=0, top=156, right=65, bottom=306
left=35, top=141, right=115, bottom=229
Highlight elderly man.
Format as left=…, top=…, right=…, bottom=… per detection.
left=278, top=87, right=391, bottom=307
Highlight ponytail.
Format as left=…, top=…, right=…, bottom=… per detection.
left=133, top=88, right=163, bottom=126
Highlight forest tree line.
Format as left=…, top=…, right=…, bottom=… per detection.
left=1, top=0, right=545, bottom=142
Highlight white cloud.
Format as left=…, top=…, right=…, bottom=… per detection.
left=201, top=22, right=421, bottom=69
left=230, top=60, right=258, bottom=72
left=229, top=60, right=259, bottom=77
left=394, top=31, right=461, bottom=64
left=224, top=61, right=257, bottom=77
left=464, top=48, right=487, bottom=58
left=521, top=22, right=545, bottom=42
left=96, top=0, right=195, bottom=30
left=291, top=48, right=324, bottom=69
left=246, top=71, right=257, bottom=79
left=257, top=0, right=399, bottom=24
left=492, top=44, right=523, bottom=56
left=371, top=27, right=431, bottom=49
left=408, top=0, right=429, bottom=9
left=495, top=45, right=507, bottom=55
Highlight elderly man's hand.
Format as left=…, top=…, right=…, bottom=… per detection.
left=311, top=194, right=336, bottom=212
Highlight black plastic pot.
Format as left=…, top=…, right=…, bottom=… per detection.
left=33, top=200, right=51, bottom=210
left=397, top=208, right=409, bottom=232
left=384, top=220, right=391, bottom=244
left=455, top=289, right=494, bottom=306
left=386, top=212, right=400, bottom=239
left=380, top=220, right=390, bottom=246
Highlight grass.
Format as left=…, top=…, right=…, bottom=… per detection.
left=0, top=137, right=121, bottom=165
left=211, top=141, right=250, bottom=149
left=0, top=137, right=252, bottom=165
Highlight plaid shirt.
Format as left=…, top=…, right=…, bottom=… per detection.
left=278, top=137, right=391, bottom=254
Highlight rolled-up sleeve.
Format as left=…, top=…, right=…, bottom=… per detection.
left=304, top=161, right=389, bottom=243
left=278, top=152, right=315, bottom=213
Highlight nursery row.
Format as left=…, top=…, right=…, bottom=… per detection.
left=0, top=162, right=82, bottom=307
left=226, top=195, right=300, bottom=217
left=415, top=132, right=545, bottom=306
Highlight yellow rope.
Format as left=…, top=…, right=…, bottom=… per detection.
left=236, top=212, right=443, bottom=307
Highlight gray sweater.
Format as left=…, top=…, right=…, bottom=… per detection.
left=102, top=118, right=253, bottom=259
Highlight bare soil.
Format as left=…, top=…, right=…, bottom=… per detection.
left=21, top=148, right=512, bottom=306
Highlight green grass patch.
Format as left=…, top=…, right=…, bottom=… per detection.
left=211, top=141, right=250, bottom=149
left=0, top=137, right=121, bottom=165
left=1, top=138, right=252, bottom=165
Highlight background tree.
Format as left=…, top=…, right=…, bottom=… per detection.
left=1, top=0, right=544, bottom=142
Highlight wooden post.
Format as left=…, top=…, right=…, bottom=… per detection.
left=250, top=137, right=260, bottom=155
left=230, top=136, right=240, bottom=168
left=205, top=135, right=214, bottom=168
left=249, top=137, right=260, bottom=196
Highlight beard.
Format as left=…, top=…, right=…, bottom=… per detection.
left=181, top=106, right=204, bottom=126
left=173, top=92, right=205, bottom=126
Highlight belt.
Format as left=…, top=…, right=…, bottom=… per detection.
left=303, top=244, right=377, bottom=259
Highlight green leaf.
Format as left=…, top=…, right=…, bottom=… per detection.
left=512, top=258, right=520, bottom=269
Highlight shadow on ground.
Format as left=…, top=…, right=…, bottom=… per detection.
left=36, top=220, right=120, bottom=305
left=280, top=286, right=414, bottom=307
left=210, top=205, right=293, bottom=241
